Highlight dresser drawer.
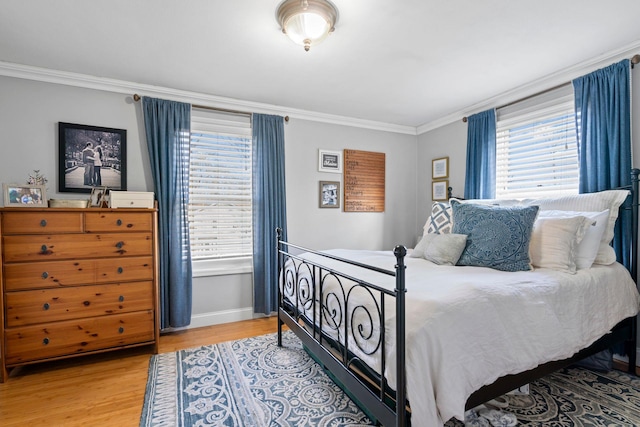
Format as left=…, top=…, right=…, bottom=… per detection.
left=5, top=281, right=154, bottom=327
left=4, top=310, right=155, bottom=365
left=85, top=212, right=153, bottom=232
left=3, top=233, right=153, bottom=262
left=3, top=256, right=154, bottom=290
left=2, top=212, right=83, bottom=234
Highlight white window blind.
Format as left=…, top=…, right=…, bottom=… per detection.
left=496, top=84, right=579, bottom=199
left=189, top=108, right=252, bottom=261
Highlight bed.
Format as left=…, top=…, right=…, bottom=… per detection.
left=276, top=169, right=640, bottom=427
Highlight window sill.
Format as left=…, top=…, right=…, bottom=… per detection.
left=192, top=257, right=253, bottom=278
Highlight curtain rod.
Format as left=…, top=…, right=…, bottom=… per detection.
left=132, top=94, right=289, bottom=122
left=462, top=53, right=640, bottom=123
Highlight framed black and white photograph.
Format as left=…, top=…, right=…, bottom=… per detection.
left=58, top=122, right=127, bottom=193
left=3, top=183, right=47, bottom=207
left=432, top=156, right=449, bottom=179
left=318, top=149, right=342, bottom=173
left=432, top=180, right=449, bottom=201
left=319, top=181, right=340, bottom=208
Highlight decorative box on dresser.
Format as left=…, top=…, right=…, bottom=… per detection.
left=0, top=207, right=159, bottom=382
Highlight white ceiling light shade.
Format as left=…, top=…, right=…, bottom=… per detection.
left=276, top=0, right=339, bottom=51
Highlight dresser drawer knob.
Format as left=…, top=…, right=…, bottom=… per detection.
left=43, top=338, right=50, bottom=345
left=118, top=327, right=124, bottom=334
left=117, top=267, right=124, bottom=274
left=40, top=219, right=47, bottom=227
left=119, top=295, right=125, bottom=302
left=41, top=272, right=49, bottom=279
left=43, top=303, right=50, bottom=310
left=116, top=241, right=124, bottom=249
left=116, top=219, right=123, bottom=226
left=41, top=244, right=48, bottom=252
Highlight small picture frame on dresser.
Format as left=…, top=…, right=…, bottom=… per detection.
left=89, top=186, right=108, bottom=207
left=3, top=184, right=47, bottom=207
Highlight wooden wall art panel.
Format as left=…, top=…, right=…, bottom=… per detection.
left=343, top=149, right=385, bottom=212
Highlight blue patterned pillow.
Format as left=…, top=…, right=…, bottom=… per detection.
left=450, top=200, right=539, bottom=272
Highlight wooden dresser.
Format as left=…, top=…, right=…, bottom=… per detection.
left=0, top=207, right=159, bottom=382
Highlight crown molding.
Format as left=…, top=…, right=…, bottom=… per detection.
left=0, top=61, right=417, bottom=136
left=417, top=39, right=640, bottom=135
left=4, top=38, right=638, bottom=139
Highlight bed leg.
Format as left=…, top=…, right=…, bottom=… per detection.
left=628, top=344, right=637, bottom=375
left=276, top=226, right=283, bottom=348
left=628, top=316, right=637, bottom=375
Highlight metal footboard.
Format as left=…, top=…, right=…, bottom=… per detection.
left=276, top=228, right=407, bottom=426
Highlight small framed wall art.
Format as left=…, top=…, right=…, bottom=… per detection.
left=3, top=183, right=47, bottom=207
left=319, top=181, right=340, bottom=208
left=432, top=156, right=449, bottom=179
left=432, top=180, right=449, bottom=201
left=318, top=149, right=342, bottom=173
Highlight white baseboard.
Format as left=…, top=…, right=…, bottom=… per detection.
left=187, top=307, right=259, bottom=329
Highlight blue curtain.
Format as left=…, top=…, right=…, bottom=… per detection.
left=252, top=114, right=287, bottom=315
left=573, top=59, right=632, bottom=267
left=141, top=96, right=193, bottom=329
left=464, top=109, right=496, bottom=199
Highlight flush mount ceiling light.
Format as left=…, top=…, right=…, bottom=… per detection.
left=276, top=0, right=339, bottom=52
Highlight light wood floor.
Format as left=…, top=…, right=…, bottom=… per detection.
left=0, top=317, right=278, bottom=427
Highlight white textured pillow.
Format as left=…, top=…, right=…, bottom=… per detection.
left=525, top=190, right=628, bottom=265
left=529, top=216, right=592, bottom=273
left=537, top=210, right=609, bottom=270
left=411, top=233, right=467, bottom=265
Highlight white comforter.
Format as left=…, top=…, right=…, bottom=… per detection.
left=288, top=249, right=640, bottom=426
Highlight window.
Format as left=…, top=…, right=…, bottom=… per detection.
left=495, top=84, right=578, bottom=199
left=189, top=108, right=252, bottom=276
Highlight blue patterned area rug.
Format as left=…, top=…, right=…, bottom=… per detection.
left=139, top=330, right=372, bottom=426
left=445, top=367, right=640, bottom=427
left=140, top=330, right=640, bottom=426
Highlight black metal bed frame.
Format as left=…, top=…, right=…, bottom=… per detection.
left=277, top=168, right=640, bottom=427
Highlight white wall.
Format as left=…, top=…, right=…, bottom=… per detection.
left=0, top=74, right=419, bottom=329
left=0, top=77, right=151, bottom=196
left=285, top=119, right=418, bottom=250
left=416, top=120, right=467, bottom=236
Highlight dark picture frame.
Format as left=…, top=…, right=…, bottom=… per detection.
left=58, top=122, right=127, bottom=193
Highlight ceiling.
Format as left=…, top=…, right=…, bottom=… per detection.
left=2, top=0, right=640, bottom=132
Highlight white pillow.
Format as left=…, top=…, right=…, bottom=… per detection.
left=529, top=216, right=592, bottom=273
left=411, top=233, right=467, bottom=265
left=525, top=190, right=628, bottom=265
left=537, top=210, right=609, bottom=270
